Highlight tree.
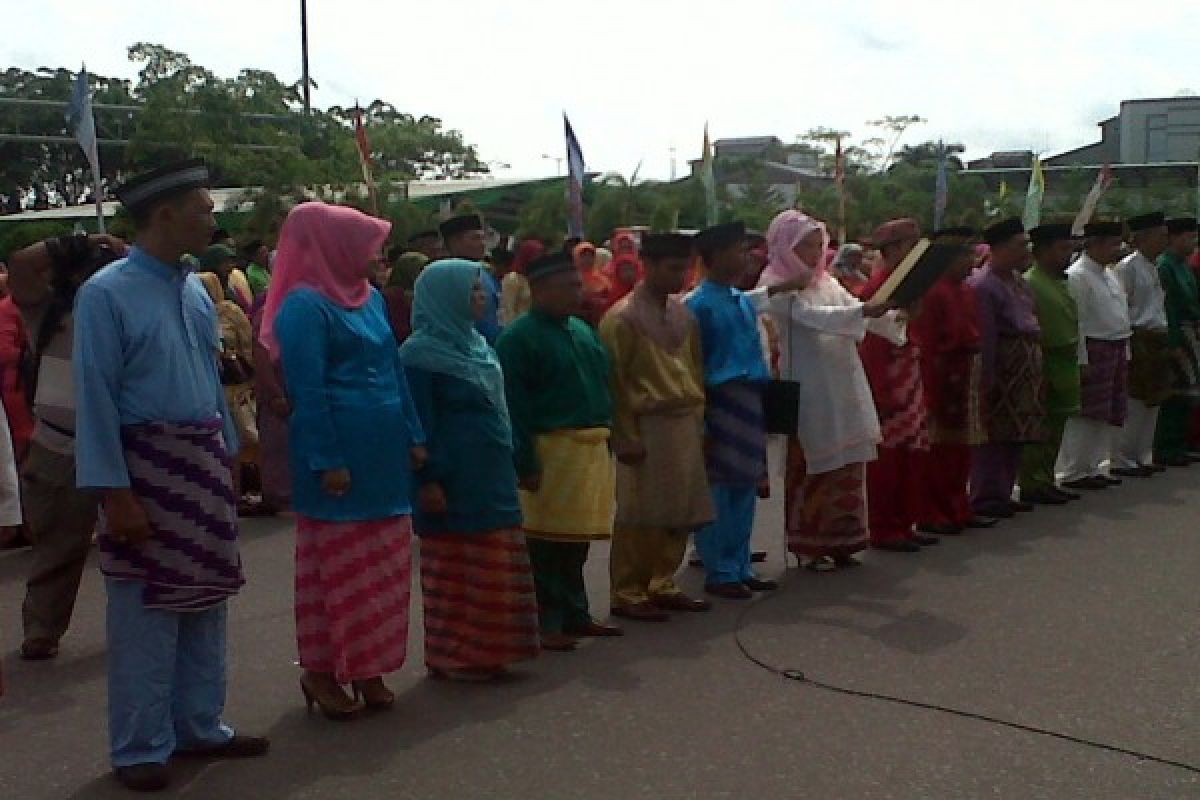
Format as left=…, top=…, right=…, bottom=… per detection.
left=866, top=114, right=927, bottom=173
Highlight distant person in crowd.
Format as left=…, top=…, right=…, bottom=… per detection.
left=382, top=250, right=429, bottom=344
left=496, top=252, right=621, bottom=651
left=401, top=259, right=540, bottom=681
left=199, top=243, right=252, bottom=312
left=575, top=242, right=611, bottom=327
left=7, top=232, right=121, bottom=661
left=251, top=306, right=291, bottom=515
left=0, top=390, right=20, bottom=695
left=242, top=239, right=272, bottom=298
left=603, top=231, right=643, bottom=311
left=440, top=214, right=501, bottom=344
left=263, top=201, right=427, bottom=721
left=601, top=233, right=714, bottom=621
left=500, top=238, right=544, bottom=325
left=75, top=160, right=267, bottom=792
left=1154, top=216, right=1200, bottom=465
left=0, top=287, right=33, bottom=462
left=1059, top=220, right=1132, bottom=489
left=740, top=233, right=768, bottom=290
left=830, top=243, right=869, bottom=293
left=408, top=229, right=447, bottom=262
left=562, top=236, right=583, bottom=257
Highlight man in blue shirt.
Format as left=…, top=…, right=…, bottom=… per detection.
left=440, top=213, right=502, bottom=343
left=74, top=160, right=268, bottom=792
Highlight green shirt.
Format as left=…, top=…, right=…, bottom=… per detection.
left=1025, top=263, right=1082, bottom=416
left=495, top=310, right=612, bottom=477
left=245, top=262, right=271, bottom=297
left=1157, top=251, right=1200, bottom=347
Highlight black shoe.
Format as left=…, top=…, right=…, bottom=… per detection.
left=743, top=577, right=779, bottom=591
left=872, top=540, right=920, bottom=553
left=1021, top=489, right=1067, bottom=506
left=1051, top=487, right=1081, bottom=501
left=1110, top=466, right=1145, bottom=478
left=1100, top=476, right=1122, bottom=486
left=917, top=523, right=963, bottom=535
left=964, top=516, right=999, bottom=528
left=1008, top=500, right=1035, bottom=513
left=1061, top=477, right=1108, bottom=490
left=114, top=764, right=169, bottom=792
left=175, top=734, right=270, bottom=760
left=912, top=533, right=940, bottom=546
left=973, top=504, right=1014, bottom=518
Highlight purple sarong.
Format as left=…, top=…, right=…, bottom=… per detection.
left=98, top=420, right=244, bottom=611
left=705, top=381, right=768, bottom=486
left=1080, top=338, right=1129, bottom=426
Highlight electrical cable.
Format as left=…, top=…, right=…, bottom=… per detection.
left=731, top=571, right=1200, bottom=776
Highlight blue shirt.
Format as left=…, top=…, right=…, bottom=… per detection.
left=275, top=288, right=424, bottom=521
left=474, top=270, right=502, bottom=344
left=74, top=247, right=237, bottom=489
left=685, top=280, right=771, bottom=387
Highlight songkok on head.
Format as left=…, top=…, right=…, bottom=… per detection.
left=439, top=214, right=483, bottom=240
left=1166, top=217, right=1199, bottom=235
left=983, top=217, right=1025, bottom=246
left=1127, top=212, right=1166, bottom=232
left=115, top=158, right=210, bottom=216
left=872, top=218, right=920, bottom=248
left=695, top=221, right=746, bottom=256
left=525, top=252, right=575, bottom=283
left=641, top=233, right=695, bottom=260
left=1028, top=223, right=1075, bottom=246
left=1084, top=219, right=1124, bottom=238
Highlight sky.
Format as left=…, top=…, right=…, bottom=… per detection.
left=5, top=0, right=1200, bottom=181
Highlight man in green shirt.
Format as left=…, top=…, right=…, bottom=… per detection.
left=242, top=240, right=271, bottom=299
left=496, top=252, right=622, bottom=651
left=1153, top=216, right=1200, bottom=465
left=1019, top=223, right=1083, bottom=502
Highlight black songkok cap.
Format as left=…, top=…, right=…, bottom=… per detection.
left=1084, top=219, right=1125, bottom=238
left=641, top=232, right=694, bottom=260
left=1127, top=212, right=1167, bottom=232
left=115, top=158, right=210, bottom=215
left=982, top=217, right=1025, bottom=246
left=695, top=221, right=746, bottom=256
left=525, top=252, right=575, bottom=283
left=1166, top=217, right=1198, bottom=235
left=1028, top=223, right=1075, bottom=246
left=438, top=214, right=484, bottom=240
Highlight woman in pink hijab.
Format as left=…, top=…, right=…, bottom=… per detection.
left=263, top=202, right=428, bottom=720
left=757, top=210, right=899, bottom=571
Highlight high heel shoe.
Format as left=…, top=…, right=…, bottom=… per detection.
left=300, top=674, right=364, bottom=720
left=351, top=678, right=396, bottom=710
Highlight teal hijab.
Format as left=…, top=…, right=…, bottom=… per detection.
left=398, top=259, right=510, bottom=436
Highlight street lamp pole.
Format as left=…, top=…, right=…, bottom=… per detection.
left=300, top=0, right=311, bottom=116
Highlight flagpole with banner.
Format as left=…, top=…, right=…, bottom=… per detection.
left=1023, top=154, right=1045, bottom=230
left=65, top=66, right=105, bottom=233
left=835, top=134, right=847, bottom=244
left=700, top=123, right=718, bottom=227
left=933, top=139, right=948, bottom=230
left=352, top=103, right=380, bottom=216
left=1071, top=163, right=1114, bottom=236
left=564, top=113, right=586, bottom=238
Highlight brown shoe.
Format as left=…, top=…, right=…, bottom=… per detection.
left=20, top=638, right=60, bottom=661
left=652, top=593, right=712, bottom=612
left=611, top=601, right=670, bottom=622
left=563, top=620, right=624, bottom=637
left=705, top=582, right=753, bottom=599
left=175, top=734, right=270, bottom=759
left=113, top=764, right=169, bottom=792
left=539, top=633, right=579, bottom=652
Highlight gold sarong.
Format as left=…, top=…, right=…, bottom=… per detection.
left=520, top=427, right=615, bottom=541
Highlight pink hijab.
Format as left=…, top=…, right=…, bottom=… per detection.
left=258, top=201, right=392, bottom=356
left=758, top=210, right=829, bottom=286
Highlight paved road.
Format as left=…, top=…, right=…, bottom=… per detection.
left=1, top=464, right=1197, bottom=799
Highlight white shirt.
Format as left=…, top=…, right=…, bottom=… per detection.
left=1114, top=250, right=1168, bottom=331
left=1066, top=253, right=1133, bottom=343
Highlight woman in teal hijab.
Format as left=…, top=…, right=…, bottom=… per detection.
left=399, top=259, right=540, bottom=682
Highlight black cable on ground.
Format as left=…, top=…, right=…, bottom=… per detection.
left=731, top=573, right=1200, bottom=776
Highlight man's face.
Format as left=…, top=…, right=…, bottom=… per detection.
left=165, top=189, right=217, bottom=256
left=1170, top=231, right=1199, bottom=258
left=1038, top=239, right=1076, bottom=272
left=1088, top=235, right=1124, bottom=266
left=645, top=255, right=691, bottom=296
left=991, top=233, right=1032, bottom=272
left=449, top=229, right=487, bottom=261
left=533, top=269, right=584, bottom=317
left=1137, top=226, right=1169, bottom=258
left=709, top=240, right=748, bottom=283
left=882, top=236, right=919, bottom=267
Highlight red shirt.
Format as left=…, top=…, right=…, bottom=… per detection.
left=0, top=297, right=33, bottom=456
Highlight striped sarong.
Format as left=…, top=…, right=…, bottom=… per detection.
left=520, top=427, right=614, bottom=541
left=419, top=529, right=540, bottom=671
left=1080, top=338, right=1130, bottom=426
left=704, top=381, right=767, bottom=486
left=1128, top=327, right=1172, bottom=406
left=987, top=336, right=1046, bottom=443
left=98, top=421, right=243, bottom=612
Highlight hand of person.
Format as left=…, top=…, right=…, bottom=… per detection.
left=321, top=468, right=352, bottom=498
left=613, top=441, right=648, bottom=466
left=103, top=489, right=154, bottom=547
left=518, top=473, right=542, bottom=493
left=417, top=482, right=448, bottom=514
left=862, top=299, right=891, bottom=318
left=268, top=397, right=291, bottom=418
left=410, top=445, right=429, bottom=471
left=756, top=478, right=771, bottom=500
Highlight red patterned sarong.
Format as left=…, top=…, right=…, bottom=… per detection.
left=785, top=440, right=868, bottom=558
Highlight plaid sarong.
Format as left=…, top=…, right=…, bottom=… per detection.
left=1128, top=327, right=1172, bottom=407
left=1080, top=339, right=1130, bottom=426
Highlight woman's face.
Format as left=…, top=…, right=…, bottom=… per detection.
left=579, top=250, right=595, bottom=270
left=470, top=279, right=488, bottom=321
left=792, top=229, right=824, bottom=269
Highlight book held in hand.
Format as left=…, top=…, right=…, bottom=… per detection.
left=866, top=239, right=959, bottom=307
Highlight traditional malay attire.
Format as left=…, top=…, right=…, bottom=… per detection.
left=601, top=233, right=714, bottom=617
left=440, top=214, right=502, bottom=344
left=1154, top=217, right=1200, bottom=466
left=400, top=259, right=539, bottom=678
left=251, top=309, right=291, bottom=511
left=686, top=222, right=774, bottom=594
left=575, top=242, right=612, bottom=327
left=263, top=203, right=425, bottom=699
left=908, top=228, right=987, bottom=533
left=0, top=397, right=20, bottom=696
left=495, top=253, right=616, bottom=641
left=74, top=161, right=261, bottom=779
left=381, top=251, right=429, bottom=345
left=499, top=239, right=544, bottom=326
left=1018, top=224, right=1083, bottom=503
left=966, top=218, right=1045, bottom=518
left=857, top=218, right=934, bottom=550
left=1113, top=212, right=1171, bottom=475
left=1059, top=221, right=1132, bottom=487
left=758, top=211, right=899, bottom=565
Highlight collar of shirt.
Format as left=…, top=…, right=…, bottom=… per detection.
left=128, top=246, right=190, bottom=284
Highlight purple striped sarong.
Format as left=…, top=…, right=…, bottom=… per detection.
left=98, top=420, right=244, bottom=612
left=1080, top=338, right=1129, bottom=426
left=705, top=381, right=767, bottom=486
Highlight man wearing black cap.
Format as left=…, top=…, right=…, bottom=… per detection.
left=1154, top=216, right=1200, bottom=465
left=1019, top=223, right=1083, bottom=503
left=440, top=213, right=502, bottom=343
left=73, top=160, right=267, bottom=791
left=1113, top=212, right=1171, bottom=475
left=495, top=252, right=622, bottom=650
left=966, top=218, right=1045, bottom=517
left=408, top=228, right=446, bottom=261
left=601, top=233, right=714, bottom=620
left=1059, top=220, right=1132, bottom=489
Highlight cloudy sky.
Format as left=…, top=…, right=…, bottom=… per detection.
left=5, top=0, right=1199, bottom=180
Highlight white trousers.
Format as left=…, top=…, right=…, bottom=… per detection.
left=1115, top=398, right=1159, bottom=468
left=1057, top=417, right=1117, bottom=482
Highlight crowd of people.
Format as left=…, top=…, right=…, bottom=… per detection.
left=1, top=156, right=1199, bottom=793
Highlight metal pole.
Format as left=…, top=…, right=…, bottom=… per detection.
left=300, top=0, right=311, bottom=116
